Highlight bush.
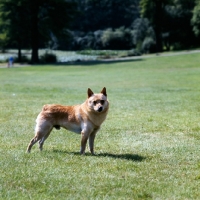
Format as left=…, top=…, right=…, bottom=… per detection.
left=142, top=37, right=156, bottom=53
left=131, top=18, right=156, bottom=53
left=70, top=20, right=155, bottom=53
left=15, top=55, right=30, bottom=63
left=101, top=27, right=132, bottom=50
left=40, top=52, right=57, bottom=63
left=71, top=31, right=103, bottom=50
left=127, top=49, right=141, bottom=57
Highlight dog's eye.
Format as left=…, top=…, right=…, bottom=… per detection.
left=93, top=101, right=97, bottom=105
left=100, top=100, right=105, bottom=105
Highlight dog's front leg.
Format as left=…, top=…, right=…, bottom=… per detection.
left=80, top=131, right=89, bottom=155
left=89, top=128, right=99, bottom=155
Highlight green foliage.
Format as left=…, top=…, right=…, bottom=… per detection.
left=0, top=0, right=30, bottom=48
left=0, top=32, right=7, bottom=50
left=140, top=0, right=167, bottom=52
left=163, top=0, right=196, bottom=50
left=77, top=49, right=141, bottom=58
left=0, top=0, right=199, bottom=55
left=0, top=53, right=200, bottom=199
left=73, top=0, right=140, bottom=31
left=72, top=21, right=156, bottom=53
left=0, top=0, right=77, bottom=63
left=131, top=18, right=156, bottom=53
left=140, top=0, right=173, bottom=20
left=140, top=0, right=198, bottom=51
left=14, top=55, right=30, bottom=63
left=71, top=30, right=103, bottom=50
left=40, top=52, right=57, bottom=63
left=191, top=0, right=200, bottom=36
left=101, top=27, right=132, bottom=50
left=140, top=0, right=153, bottom=19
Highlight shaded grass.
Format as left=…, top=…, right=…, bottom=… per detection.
left=0, top=53, right=200, bottom=199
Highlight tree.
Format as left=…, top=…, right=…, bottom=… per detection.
left=0, top=0, right=30, bottom=60
left=0, top=0, right=77, bottom=63
left=140, top=0, right=197, bottom=51
left=164, top=0, right=196, bottom=50
left=140, top=0, right=173, bottom=52
left=101, top=27, right=132, bottom=50
left=131, top=18, right=156, bottom=53
left=28, top=0, right=77, bottom=63
left=72, top=0, right=140, bottom=31
left=191, top=0, right=200, bottom=37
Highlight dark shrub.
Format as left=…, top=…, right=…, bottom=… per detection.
left=101, top=27, right=132, bottom=50
left=15, top=55, right=30, bottom=63
left=131, top=18, right=156, bottom=53
left=40, top=52, right=57, bottom=63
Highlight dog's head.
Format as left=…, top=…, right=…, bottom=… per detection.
left=87, top=87, right=109, bottom=113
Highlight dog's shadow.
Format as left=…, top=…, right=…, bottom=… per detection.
left=52, top=149, right=145, bottom=162
left=97, top=153, right=145, bottom=162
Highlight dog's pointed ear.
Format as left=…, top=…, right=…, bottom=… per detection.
left=88, top=88, right=94, bottom=98
left=101, top=87, right=107, bottom=96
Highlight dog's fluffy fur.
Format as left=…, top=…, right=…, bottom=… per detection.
left=27, top=87, right=109, bottom=154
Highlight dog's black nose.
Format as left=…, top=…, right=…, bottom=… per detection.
left=98, top=107, right=103, bottom=112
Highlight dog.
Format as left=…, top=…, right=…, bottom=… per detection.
left=26, top=87, right=109, bottom=155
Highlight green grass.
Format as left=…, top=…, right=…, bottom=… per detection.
left=1, top=53, right=200, bottom=199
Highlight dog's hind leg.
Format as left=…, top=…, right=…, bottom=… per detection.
left=27, top=120, right=53, bottom=153
left=27, top=135, right=41, bottom=153
left=38, top=129, right=52, bottom=151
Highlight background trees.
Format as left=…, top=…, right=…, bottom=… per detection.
left=191, top=0, right=200, bottom=37
left=140, top=0, right=167, bottom=52
left=0, top=0, right=200, bottom=62
left=140, top=0, right=198, bottom=52
left=70, top=0, right=200, bottom=52
left=0, top=0, right=30, bottom=60
left=72, top=0, right=140, bottom=31
left=163, top=0, right=196, bottom=50
left=0, top=0, right=76, bottom=63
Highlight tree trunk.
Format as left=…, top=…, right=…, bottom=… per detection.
left=18, top=46, right=22, bottom=63
left=30, top=1, right=39, bottom=63
left=154, top=0, right=163, bottom=52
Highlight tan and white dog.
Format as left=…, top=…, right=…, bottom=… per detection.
left=27, top=87, right=109, bottom=155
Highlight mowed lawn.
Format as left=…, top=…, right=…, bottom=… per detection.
left=0, top=53, right=200, bottom=199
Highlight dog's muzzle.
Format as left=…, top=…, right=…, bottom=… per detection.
left=98, top=107, right=103, bottom=112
